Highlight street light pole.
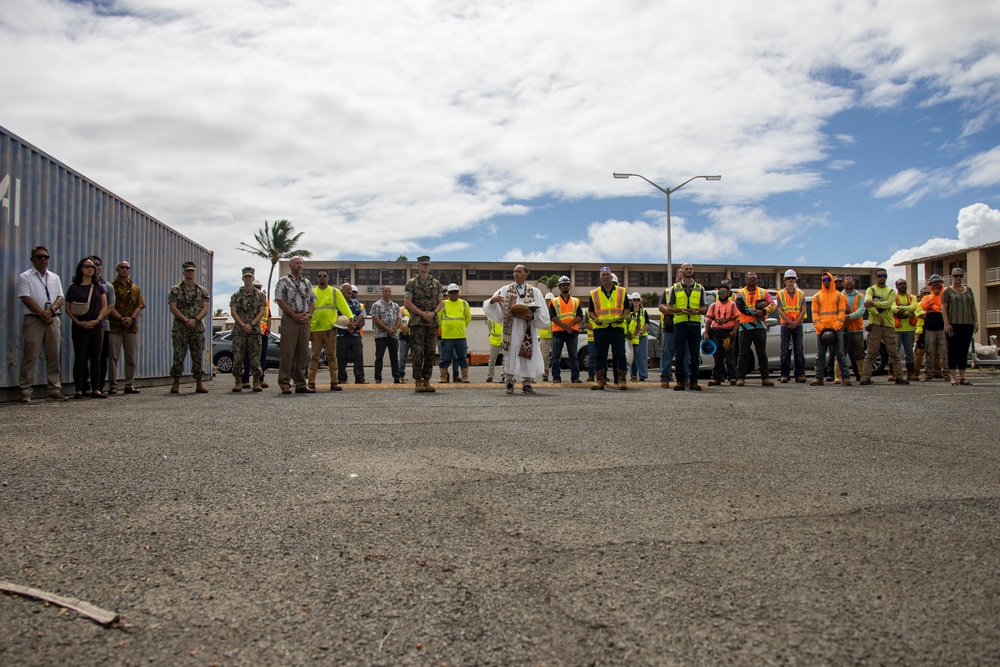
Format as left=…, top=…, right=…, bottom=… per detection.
left=612, top=173, right=721, bottom=283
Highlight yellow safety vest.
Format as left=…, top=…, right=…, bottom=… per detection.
left=488, top=319, right=502, bottom=347
left=671, top=282, right=703, bottom=324
left=590, top=287, right=627, bottom=329
left=311, top=286, right=349, bottom=332
left=777, top=287, right=803, bottom=324
left=438, top=299, right=470, bottom=339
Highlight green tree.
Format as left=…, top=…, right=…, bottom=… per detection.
left=641, top=292, right=660, bottom=307
left=214, top=308, right=224, bottom=317
left=536, top=274, right=560, bottom=291
left=395, top=255, right=408, bottom=262
left=237, top=219, right=312, bottom=305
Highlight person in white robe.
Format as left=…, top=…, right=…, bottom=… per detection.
left=483, top=264, right=551, bottom=393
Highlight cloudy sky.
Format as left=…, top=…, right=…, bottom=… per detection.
left=3, top=0, right=999, bottom=306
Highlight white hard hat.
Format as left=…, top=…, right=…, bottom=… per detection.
left=784, top=269, right=797, bottom=279
left=350, top=284, right=358, bottom=292
left=447, top=283, right=460, bottom=292
left=558, top=275, right=571, bottom=285
left=630, top=292, right=641, bottom=300
left=611, top=273, right=619, bottom=284
left=334, top=315, right=351, bottom=329
left=544, top=292, right=554, bottom=300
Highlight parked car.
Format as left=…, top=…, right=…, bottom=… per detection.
left=212, top=331, right=284, bottom=373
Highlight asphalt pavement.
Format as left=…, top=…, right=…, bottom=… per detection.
left=2, top=367, right=999, bottom=666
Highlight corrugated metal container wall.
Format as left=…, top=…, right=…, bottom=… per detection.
left=1, top=125, right=213, bottom=396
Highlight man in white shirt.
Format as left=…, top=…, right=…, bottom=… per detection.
left=17, top=245, right=69, bottom=402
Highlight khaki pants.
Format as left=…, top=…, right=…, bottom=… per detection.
left=861, top=325, right=903, bottom=381
left=540, top=337, right=551, bottom=376
left=109, top=331, right=139, bottom=389
left=19, top=315, right=63, bottom=394
left=309, top=328, right=338, bottom=385
left=278, top=315, right=310, bottom=390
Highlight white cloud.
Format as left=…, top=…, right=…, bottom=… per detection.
left=0, top=0, right=998, bottom=288
left=853, top=202, right=1000, bottom=281
left=872, top=144, right=1000, bottom=207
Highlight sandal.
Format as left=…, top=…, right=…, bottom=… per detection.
left=951, top=379, right=959, bottom=386
left=960, top=379, right=972, bottom=385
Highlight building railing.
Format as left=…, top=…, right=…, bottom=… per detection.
left=986, top=267, right=1000, bottom=283
left=987, top=310, right=1000, bottom=326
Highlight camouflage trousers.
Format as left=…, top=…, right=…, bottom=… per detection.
left=171, top=327, right=206, bottom=379
left=408, top=325, right=438, bottom=381
left=232, top=329, right=262, bottom=380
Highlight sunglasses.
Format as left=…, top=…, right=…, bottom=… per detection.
left=875, top=273, right=887, bottom=278
left=118, top=265, right=131, bottom=270
left=34, top=254, right=50, bottom=260
left=82, top=264, right=96, bottom=269
left=953, top=273, right=964, bottom=278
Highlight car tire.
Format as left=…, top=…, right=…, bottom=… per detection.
left=216, top=352, right=234, bottom=374
left=578, top=348, right=589, bottom=372
left=871, top=343, right=889, bottom=375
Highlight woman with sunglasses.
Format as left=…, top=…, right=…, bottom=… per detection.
left=65, top=257, right=109, bottom=398
left=941, top=267, right=978, bottom=385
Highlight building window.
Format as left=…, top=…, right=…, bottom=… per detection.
left=729, top=272, right=774, bottom=289
left=304, top=268, right=350, bottom=285
left=630, top=271, right=668, bottom=287
left=694, top=272, right=727, bottom=289
left=356, top=268, right=407, bottom=285
left=576, top=271, right=602, bottom=286
left=467, top=269, right=509, bottom=281
left=797, top=273, right=824, bottom=290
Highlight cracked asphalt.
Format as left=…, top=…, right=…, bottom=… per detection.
left=1, top=367, right=999, bottom=666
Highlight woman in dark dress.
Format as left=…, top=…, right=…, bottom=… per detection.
left=65, top=257, right=109, bottom=398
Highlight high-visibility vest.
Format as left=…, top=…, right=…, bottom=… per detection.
left=777, top=287, right=803, bottom=324
left=894, top=293, right=918, bottom=329
left=670, top=282, right=703, bottom=324
left=590, top=287, right=627, bottom=329
left=539, top=327, right=551, bottom=340
left=844, top=291, right=864, bottom=331
left=813, top=288, right=846, bottom=332
left=550, top=296, right=581, bottom=333
left=488, top=319, right=502, bottom=347
left=736, top=286, right=769, bottom=325
left=261, top=299, right=271, bottom=335
left=626, top=310, right=648, bottom=344
left=438, top=299, right=470, bottom=339
left=312, top=286, right=348, bottom=332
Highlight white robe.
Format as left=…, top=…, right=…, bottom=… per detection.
left=483, top=284, right=551, bottom=380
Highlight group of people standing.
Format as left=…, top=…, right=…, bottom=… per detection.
left=17, top=246, right=145, bottom=402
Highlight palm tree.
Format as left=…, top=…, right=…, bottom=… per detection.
left=237, top=219, right=312, bottom=305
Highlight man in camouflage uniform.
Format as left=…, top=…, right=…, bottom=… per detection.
left=168, top=261, right=210, bottom=393
left=403, top=255, right=443, bottom=393
left=230, top=267, right=267, bottom=392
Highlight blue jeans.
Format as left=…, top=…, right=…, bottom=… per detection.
left=816, top=330, right=851, bottom=381
left=896, top=330, right=914, bottom=366
left=551, top=331, right=579, bottom=382
left=398, top=337, right=410, bottom=377
left=779, top=324, right=805, bottom=379
left=587, top=340, right=596, bottom=378
left=439, top=338, right=468, bottom=370
left=659, top=330, right=675, bottom=382
left=630, top=336, right=648, bottom=380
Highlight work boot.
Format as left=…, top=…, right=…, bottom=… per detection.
left=895, top=377, right=910, bottom=385
left=259, top=375, right=269, bottom=388
left=906, top=363, right=916, bottom=381
left=810, top=378, right=824, bottom=386
left=761, top=378, right=775, bottom=386
left=461, top=367, right=470, bottom=384
left=252, top=378, right=262, bottom=392
left=617, top=377, right=628, bottom=391
left=233, top=378, right=243, bottom=392
left=425, top=378, right=436, bottom=393
left=630, top=375, right=638, bottom=382
left=887, top=369, right=895, bottom=382
left=414, top=379, right=425, bottom=393
left=170, top=378, right=180, bottom=394
left=195, top=379, right=208, bottom=393
left=591, top=370, right=606, bottom=390
left=440, top=368, right=449, bottom=383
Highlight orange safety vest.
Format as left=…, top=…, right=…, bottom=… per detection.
left=550, top=295, right=581, bottom=332
left=736, top=286, right=769, bottom=325
left=261, top=299, right=271, bottom=335
left=843, top=291, right=864, bottom=331
left=590, top=286, right=627, bottom=329
left=777, top=287, right=803, bottom=324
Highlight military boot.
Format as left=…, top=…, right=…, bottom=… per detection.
left=196, top=379, right=209, bottom=393
left=252, top=378, right=262, bottom=392
left=425, top=378, right=436, bottom=393
left=233, top=378, right=243, bottom=392
left=170, top=378, right=180, bottom=394
left=414, top=379, right=426, bottom=393
left=461, top=367, right=470, bottom=384
left=440, top=368, right=449, bottom=383
left=591, top=369, right=606, bottom=390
